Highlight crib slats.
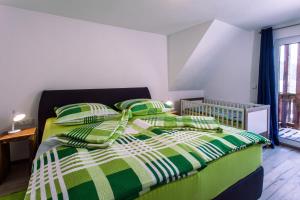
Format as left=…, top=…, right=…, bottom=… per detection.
left=236, top=111, right=239, bottom=128
left=181, top=99, right=268, bottom=131
left=222, top=108, right=225, bottom=124
left=217, top=107, right=220, bottom=122
left=181, top=99, right=247, bottom=130
left=241, top=110, right=245, bottom=129
left=231, top=110, right=234, bottom=127
left=226, top=109, right=229, bottom=125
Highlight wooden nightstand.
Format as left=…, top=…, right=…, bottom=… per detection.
left=170, top=110, right=179, bottom=115
left=0, top=128, right=36, bottom=184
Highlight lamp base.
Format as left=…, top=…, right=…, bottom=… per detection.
left=8, top=129, right=21, bottom=134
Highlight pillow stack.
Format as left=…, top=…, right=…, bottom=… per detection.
left=115, top=99, right=173, bottom=116
left=52, top=100, right=173, bottom=148
left=55, top=103, right=120, bottom=125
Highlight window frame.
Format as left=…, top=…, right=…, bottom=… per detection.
left=274, top=35, right=300, bottom=94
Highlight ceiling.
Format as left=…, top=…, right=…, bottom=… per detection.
left=1, top=0, right=300, bottom=35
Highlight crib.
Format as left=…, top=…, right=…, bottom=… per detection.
left=181, top=98, right=270, bottom=137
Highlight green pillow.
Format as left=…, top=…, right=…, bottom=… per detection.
left=55, top=103, right=120, bottom=125
left=115, top=99, right=173, bottom=116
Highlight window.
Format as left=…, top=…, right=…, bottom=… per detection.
left=279, top=43, right=299, bottom=94
left=277, top=40, right=300, bottom=128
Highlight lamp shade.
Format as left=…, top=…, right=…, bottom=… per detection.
left=8, top=111, right=26, bottom=134
left=13, top=113, right=26, bottom=122
left=165, top=100, right=174, bottom=107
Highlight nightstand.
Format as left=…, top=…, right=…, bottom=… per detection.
left=0, top=128, right=36, bottom=184
left=170, top=110, right=180, bottom=115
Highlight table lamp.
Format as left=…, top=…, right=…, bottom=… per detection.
left=8, top=110, right=26, bottom=134
left=165, top=100, right=174, bottom=107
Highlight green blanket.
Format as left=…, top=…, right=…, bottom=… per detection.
left=53, top=110, right=129, bottom=149
left=25, top=115, right=269, bottom=200
left=137, top=115, right=223, bottom=133
left=51, top=113, right=222, bottom=149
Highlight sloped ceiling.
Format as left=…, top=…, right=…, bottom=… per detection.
left=168, top=20, right=254, bottom=91
left=0, top=0, right=300, bottom=34
left=167, top=21, right=213, bottom=89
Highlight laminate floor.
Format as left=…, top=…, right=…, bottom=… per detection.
left=260, top=145, right=300, bottom=200
left=0, top=146, right=300, bottom=199
left=0, top=160, right=30, bottom=196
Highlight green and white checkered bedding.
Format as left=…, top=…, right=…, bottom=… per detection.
left=52, top=114, right=222, bottom=149
left=115, top=99, right=173, bottom=116
left=53, top=110, right=129, bottom=149
left=25, top=114, right=269, bottom=200
left=138, top=115, right=223, bottom=133
left=55, top=103, right=120, bottom=125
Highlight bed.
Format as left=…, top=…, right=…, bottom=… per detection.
left=29, top=87, right=265, bottom=200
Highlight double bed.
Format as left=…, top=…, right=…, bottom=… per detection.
left=29, top=87, right=265, bottom=200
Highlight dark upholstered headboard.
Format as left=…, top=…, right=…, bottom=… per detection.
left=37, top=87, right=151, bottom=145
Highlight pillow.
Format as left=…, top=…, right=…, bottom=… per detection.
left=115, top=99, right=173, bottom=116
left=55, top=103, right=120, bottom=125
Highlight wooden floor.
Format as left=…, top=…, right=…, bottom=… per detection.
left=0, top=160, right=30, bottom=196
left=260, top=145, right=300, bottom=200
left=0, top=146, right=300, bottom=199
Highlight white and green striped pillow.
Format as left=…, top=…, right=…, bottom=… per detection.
left=55, top=103, right=120, bottom=125
left=115, top=99, right=173, bottom=116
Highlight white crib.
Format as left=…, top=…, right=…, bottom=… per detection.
left=181, top=98, right=270, bottom=137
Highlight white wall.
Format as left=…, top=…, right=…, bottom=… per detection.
left=0, top=6, right=206, bottom=160
left=168, top=90, right=204, bottom=111
left=249, top=32, right=261, bottom=103
left=168, top=20, right=259, bottom=103
left=0, top=5, right=170, bottom=160
left=0, top=5, right=168, bottom=129
left=204, top=30, right=260, bottom=103
left=168, top=21, right=212, bottom=90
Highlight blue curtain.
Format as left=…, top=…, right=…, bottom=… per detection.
left=257, top=28, right=279, bottom=146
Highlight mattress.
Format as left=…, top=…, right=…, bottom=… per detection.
left=42, top=117, right=262, bottom=200
left=138, top=145, right=261, bottom=200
